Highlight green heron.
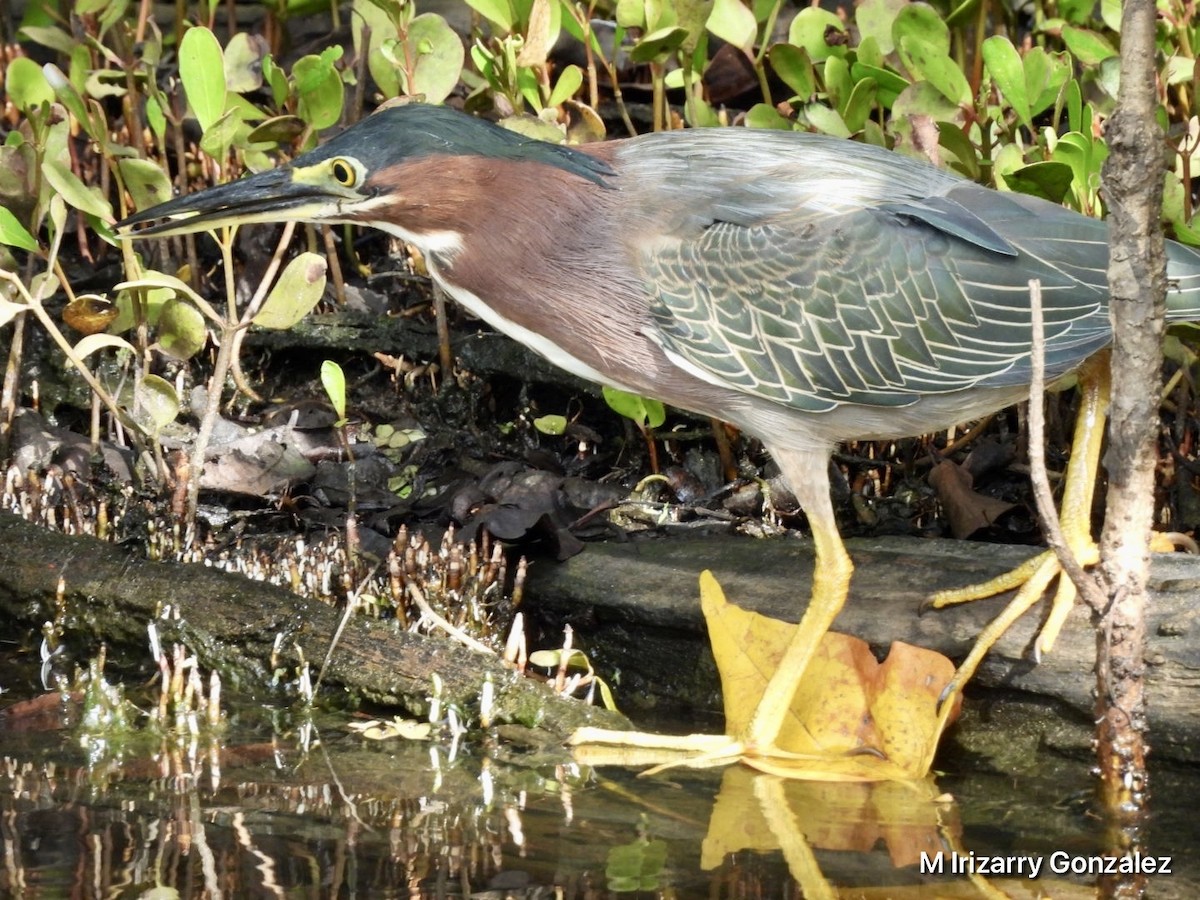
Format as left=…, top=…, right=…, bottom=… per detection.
left=121, top=103, right=1200, bottom=760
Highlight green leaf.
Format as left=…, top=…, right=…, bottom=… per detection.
left=353, top=0, right=399, bottom=100
left=841, top=77, right=877, bottom=132
left=768, top=43, right=815, bottom=100
left=248, top=115, right=307, bottom=145
left=1025, top=48, right=1070, bottom=117
left=606, top=838, right=668, bottom=892
left=824, top=54, right=852, bottom=110
left=16, top=25, right=76, bottom=55
left=43, top=64, right=91, bottom=132
left=498, top=114, right=565, bottom=142
left=518, top=64, right=542, bottom=110
left=1002, top=160, right=1074, bottom=203
left=1099, top=0, right=1122, bottom=30
left=1066, top=78, right=1083, bottom=134
left=1095, top=55, right=1121, bottom=101
left=533, top=414, right=568, bottom=435
left=321, top=360, right=347, bottom=421
left=530, top=647, right=592, bottom=670
left=74, top=333, right=136, bottom=360
left=936, top=122, right=980, bottom=179
left=197, top=109, right=241, bottom=162
left=615, top=0, right=644, bottom=27
left=43, top=159, right=113, bottom=220
left=157, top=298, right=208, bottom=360
left=892, top=2, right=949, bottom=57
left=224, top=32, right=265, bottom=94
left=602, top=386, right=666, bottom=428
left=890, top=80, right=962, bottom=126
left=629, top=26, right=688, bottom=63
left=548, top=64, right=583, bottom=107
left=48, top=194, right=67, bottom=238
left=179, top=26, right=227, bottom=131
left=108, top=284, right=171, bottom=333
left=982, top=35, right=1030, bottom=128
left=707, top=0, right=756, bottom=51
left=402, top=14, right=466, bottom=104
left=744, top=102, right=794, bottom=129
left=1052, top=131, right=1108, bottom=212
left=891, top=2, right=969, bottom=106
left=855, top=0, right=907, bottom=55
left=0, top=206, right=37, bottom=251
left=133, top=373, right=180, bottom=432
left=856, top=35, right=884, bottom=70
left=786, top=8, right=845, bottom=62
left=5, top=57, right=54, bottom=113
left=898, top=34, right=970, bottom=104
left=294, top=53, right=344, bottom=129
left=144, top=94, right=167, bottom=140
left=464, top=0, right=514, bottom=31
left=253, top=252, right=328, bottom=329
left=849, top=62, right=908, bottom=107
left=115, top=271, right=206, bottom=307
left=1060, top=26, right=1117, bottom=66
left=1057, top=0, right=1094, bottom=24
left=30, top=270, right=60, bottom=305
left=803, top=102, right=850, bottom=137
left=675, top=0, right=715, bottom=55
left=262, top=54, right=292, bottom=108
left=117, top=158, right=173, bottom=213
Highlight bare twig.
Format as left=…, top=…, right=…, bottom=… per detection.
left=1026, top=278, right=1106, bottom=611
left=407, top=582, right=496, bottom=656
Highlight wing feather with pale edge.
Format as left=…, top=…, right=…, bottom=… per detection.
left=628, top=134, right=1117, bottom=413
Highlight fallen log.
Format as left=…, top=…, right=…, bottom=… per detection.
left=0, top=512, right=628, bottom=741
left=524, top=532, right=1200, bottom=763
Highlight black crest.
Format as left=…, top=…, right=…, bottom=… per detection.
left=303, top=104, right=616, bottom=187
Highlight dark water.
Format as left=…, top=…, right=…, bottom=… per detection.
left=1, top=660, right=1196, bottom=899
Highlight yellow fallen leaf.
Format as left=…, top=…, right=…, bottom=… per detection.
left=700, top=570, right=959, bottom=779
left=568, top=573, right=962, bottom=782
left=701, top=767, right=950, bottom=870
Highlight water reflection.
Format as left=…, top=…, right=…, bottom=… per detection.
left=0, top=701, right=1195, bottom=898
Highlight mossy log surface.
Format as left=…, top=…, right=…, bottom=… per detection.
left=525, top=533, right=1200, bottom=763
left=0, top=512, right=628, bottom=739
left=5, top=511, right=1197, bottom=760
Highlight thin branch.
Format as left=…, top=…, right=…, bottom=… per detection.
left=1026, top=278, right=1107, bottom=611
left=407, top=583, right=496, bottom=656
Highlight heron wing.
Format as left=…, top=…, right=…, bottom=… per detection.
left=634, top=150, right=1112, bottom=413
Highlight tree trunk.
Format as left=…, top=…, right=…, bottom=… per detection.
left=1097, top=0, right=1165, bottom=894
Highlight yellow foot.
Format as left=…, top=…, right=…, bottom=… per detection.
left=929, top=352, right=1108, bottom=715
left=929, top=539, right=1097, bottom=661
left=566, top=728, right=757, bottom=774
left=567, top=727, right=914, bottom=781
left=931, top=532, right=1184, bottom=729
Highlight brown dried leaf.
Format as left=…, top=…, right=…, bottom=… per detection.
left=928, top=458, right=1016, bottom=539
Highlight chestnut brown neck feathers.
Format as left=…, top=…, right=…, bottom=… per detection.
left=349, top=138, right=777, bottom=427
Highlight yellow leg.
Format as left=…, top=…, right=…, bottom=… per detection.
left=934, top=356, right=1109, bottom=715
left=570, top=445, right=853, bottom=764
left=742, top=458, right=851, bottom=751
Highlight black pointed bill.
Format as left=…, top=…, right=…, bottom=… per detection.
left=118, top=167, right=351, bottom=238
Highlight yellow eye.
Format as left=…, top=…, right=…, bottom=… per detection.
left=331, top=159, right=356, bottom=187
